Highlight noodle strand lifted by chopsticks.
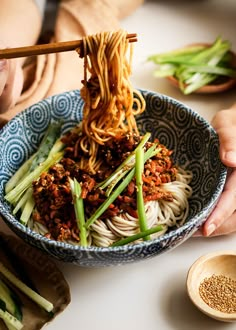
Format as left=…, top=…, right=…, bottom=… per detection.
left=21, top=29, right=193, bottom=248
left=76, top=29, right=145, bottom=174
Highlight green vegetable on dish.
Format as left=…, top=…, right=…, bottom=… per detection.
left=147, top=36, right=236, bottom=94
left=0, top=261, right=54, bottom=330
left=135, top=146, right=150, bottom=240
left=69, top=178, right=87, bottom=247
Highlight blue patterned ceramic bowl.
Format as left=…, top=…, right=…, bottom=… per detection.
left=0, top=90, right=227, bottom=267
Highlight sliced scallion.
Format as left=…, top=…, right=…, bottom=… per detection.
left=135, top=147, right=149, bottom=240
left=148, top=36, right=236, bottom=94
left=111, top=225, right=163, bottom=247
left=69, top=178, right=87, bottom=247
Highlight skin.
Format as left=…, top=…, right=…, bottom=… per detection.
left=195, top=103, right=236, bottom=237
left=0, top=0, right=42, bottom=113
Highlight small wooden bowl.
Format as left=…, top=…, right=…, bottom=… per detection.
left=167, top=75, right=236, bottom=94
left=167, top=43, right=236, bottom=94
left=186, top=250, right=236, bottom=322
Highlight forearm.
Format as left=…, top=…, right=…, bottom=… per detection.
left=0, top=0, right=43, bottom=63
left=0, top=0, right=43, bottom=113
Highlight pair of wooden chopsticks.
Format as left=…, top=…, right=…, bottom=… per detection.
left=0, top=33, right=137, bottom=59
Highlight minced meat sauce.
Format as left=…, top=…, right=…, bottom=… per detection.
left=32, top=134, right=177, bottom=242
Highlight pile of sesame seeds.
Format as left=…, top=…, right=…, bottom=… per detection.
left=199, top=274, right=236, bottom=314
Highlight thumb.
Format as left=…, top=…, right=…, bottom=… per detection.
left=211, top=104, right=236, bottom=167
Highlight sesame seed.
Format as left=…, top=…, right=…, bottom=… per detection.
left=199, top=274, right=236, bottom=313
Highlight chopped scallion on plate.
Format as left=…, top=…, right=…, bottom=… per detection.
left=148, top=36, right=236, bottom=94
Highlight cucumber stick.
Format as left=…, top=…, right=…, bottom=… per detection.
left=0, top=262, right=54, bottom=313
left=29, top=121, right=63, bottom=172
left=4, top=320, right=20, bottom=330
left=0, top=299, right=23, bottom=330
left=0, top=280, right=22, bottom=321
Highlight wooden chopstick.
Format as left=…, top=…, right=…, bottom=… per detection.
left=0, top=33, right=137, bottom=59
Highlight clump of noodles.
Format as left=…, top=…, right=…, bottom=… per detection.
left=89, top=168, right=193, bottom=247
left=76, top=29, right=145, bottom=174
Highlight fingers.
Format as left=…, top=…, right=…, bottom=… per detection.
left=211, top=104, right=236, bottom=167
left=202, top=169, right=236, bottom=236
left=208, top=213, right=236, bottom=236
left=205, top=104, right=236, bottom=237
left=194, top=214, right=236, bottom=237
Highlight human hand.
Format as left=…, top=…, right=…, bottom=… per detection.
left=195, top=104, right=236, bottom=237
left=0, top=57, right=23, bottom=114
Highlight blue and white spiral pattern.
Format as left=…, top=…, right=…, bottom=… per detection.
left=0, top=90, right=227, bottom=267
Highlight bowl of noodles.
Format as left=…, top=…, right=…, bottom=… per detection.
left=0, top=30, right=227, bottom=267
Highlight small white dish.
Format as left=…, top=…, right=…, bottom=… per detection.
left=186, top=250, right=236, bottom=322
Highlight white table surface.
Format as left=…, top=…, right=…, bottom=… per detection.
left=2, top=1, right=236, bottom=329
